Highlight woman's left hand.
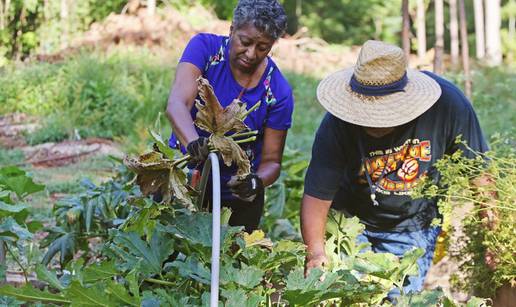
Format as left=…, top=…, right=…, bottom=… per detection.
left=227, top=173, right=264, bottom=202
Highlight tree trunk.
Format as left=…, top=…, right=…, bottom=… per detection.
left=434, top=0, right=445, bottom=74
left=147, top=0, right=156, bottom=16
left=416, top=0, right=427, bottom=62
left=459, top=0, right=471, bottom=99
left=484, top=0, right=502, bottom=66
left=0, top=0, right=12, bottom=31
left=508, top=12, right=515, bottom=63
left=473, top=0, right=485, bottom=59
left=449, top=0, right=460, bottom=67
left=14, top=6, right=26, bottom=61
left=0, top=1, right=4, bottom=31
left=60, top=0, right=69, bottom=49
left=402, top=0, right=411, bottom=60
left=0, top=241, right=5, bottom=284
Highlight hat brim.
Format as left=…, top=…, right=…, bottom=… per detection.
left=316, top=68, right=442, bottom=128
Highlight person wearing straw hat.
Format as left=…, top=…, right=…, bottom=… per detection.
left=301, top=40, right=488, bottom=297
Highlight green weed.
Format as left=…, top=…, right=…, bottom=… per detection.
left=1, top=48, right=173, bottom=147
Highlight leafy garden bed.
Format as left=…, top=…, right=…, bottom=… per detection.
left=0, top=79, right=501, bottom=306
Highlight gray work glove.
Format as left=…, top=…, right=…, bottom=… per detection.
left=186, top=137, right=210, bottom=164
left=227, top=173, right=264, bottom=202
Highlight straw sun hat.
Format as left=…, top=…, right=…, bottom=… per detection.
left=316, top=40, right=442, bottom=128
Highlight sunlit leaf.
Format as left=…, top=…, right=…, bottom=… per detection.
left=108, top=229, right=173, bottom=277
left=243, top=230, right=273, bottom=249
left=36, top=264, right=65, bottom=291
left=0, top=284, right=70, bottom=304
left=221, top=289, right=265, bottom=307
left=0, top=166, right=44, bottom=198
left=105, top=280, right=140, bottom=306
left=0, top=217, right=32, bottom=241
left=41, top=232, right=76, bottom=265
left=148, top=129, right=176, bottom=160
left=210, top=135, right=250, bottom=177
left=220, top=262, right=264, bottom=289
left=82, top=260, right=118, bottom=283
left=171, top=257, right=211, bottom=285
left=65, top=281, right=119, bottom=306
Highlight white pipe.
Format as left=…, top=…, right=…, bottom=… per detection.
left=208, top=153, right=221, bottom=307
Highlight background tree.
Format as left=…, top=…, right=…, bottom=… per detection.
left=449, top=0, right=460, bottom=66
left=60, top=0, right=69, bottom=49
left=473, top=0, right=485, bottom=59
left=485, top=0, right=503, bottom=66
left=434, top=0, right=445, bottom=73
left=416, top=0, right=427, bottom=62
left=402, top=0, right=410, bottom=59
left=459, top=0, right=471, bottom=98
left=148, top=0, right=156, bottom=16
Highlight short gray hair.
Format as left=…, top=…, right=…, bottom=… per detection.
left=232, top=0, right=287, bottom=41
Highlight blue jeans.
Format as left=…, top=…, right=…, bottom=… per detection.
left=356, top=226, right=441, bottom=300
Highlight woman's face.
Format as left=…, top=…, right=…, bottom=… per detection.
left=229, top=24, right=275, bottom=74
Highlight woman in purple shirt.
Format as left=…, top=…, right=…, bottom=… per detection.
left=166, top=0, right=294, bottom=232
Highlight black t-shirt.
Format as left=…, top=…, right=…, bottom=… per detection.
left=304, top=71, right=489, bottom=231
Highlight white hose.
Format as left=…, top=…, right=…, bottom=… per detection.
left=208, top=152, right=221, bottom=307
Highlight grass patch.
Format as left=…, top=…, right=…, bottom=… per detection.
left=18, top=155, right=119, bottom=213
left=1, top=47, right=175, bottom=148
left=0, top=148, right=25, bottom=166
left=1, top=49, right=514, bottom=156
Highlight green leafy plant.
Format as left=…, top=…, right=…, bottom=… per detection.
left=41, top=174, right=136, bottom=267
left=0, top=166, right=45, bottom=283
left=414, top=137, right=516, bottom=297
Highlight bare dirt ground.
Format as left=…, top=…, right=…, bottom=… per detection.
left=0, top=113, right=123, bottom=168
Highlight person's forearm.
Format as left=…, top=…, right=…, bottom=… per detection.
left=256, top=161, right=280, bottom=187
left=301, top=194, right=332, bottom=256
left=166, top=100, right=199, bottom=146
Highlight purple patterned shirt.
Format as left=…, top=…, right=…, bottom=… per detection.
left=169, top=33, right=294, bottom=199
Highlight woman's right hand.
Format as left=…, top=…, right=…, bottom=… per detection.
left=304, top=252, right=328, bottom=277
left=186, top=137, right=210, bottom=164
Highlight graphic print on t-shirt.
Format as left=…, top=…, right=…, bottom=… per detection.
left=358, top=139, right=431, bottom=195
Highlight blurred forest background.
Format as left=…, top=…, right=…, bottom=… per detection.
left=0, top=0, right=515, bottom=65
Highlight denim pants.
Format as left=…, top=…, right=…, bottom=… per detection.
left=356, top=226, right=441, bottom=300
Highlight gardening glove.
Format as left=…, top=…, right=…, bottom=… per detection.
left=227, top=173, right=264, bottom=202
left=186, top=137, right=210, bottom=165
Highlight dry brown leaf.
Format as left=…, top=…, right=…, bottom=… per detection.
left=195, top=77, right=249, bottom=136
left=123, top=152, right=195, bottom=208
left=194, top=77, right=254, bottom=177
left=210, top=135, right=250, bottom=177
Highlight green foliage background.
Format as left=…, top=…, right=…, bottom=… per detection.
left=1, top=0, right=515, bottom=65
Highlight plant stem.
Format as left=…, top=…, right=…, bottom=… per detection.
left=240, top=101, right=261, bottom=119
left=5, top=243, right=29, bottom=283
left=172, top=155, right=190, bottom=167
left=234, top=136, right=257, bottom=144
left=177, top=160, right=189, bottom=169
left=230, top=130, right=258, bottom=139
left=144, top=277, right=175, bottom=286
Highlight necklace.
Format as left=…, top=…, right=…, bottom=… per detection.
left=234, top=58, right=268, bottom=100
left=357, top=130, right=395, bottom=206
left=362, top=156, right=389, bottom=206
